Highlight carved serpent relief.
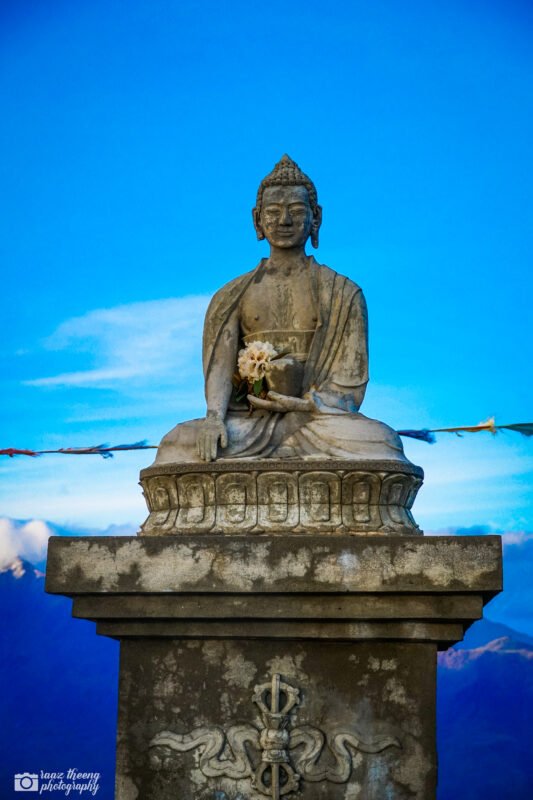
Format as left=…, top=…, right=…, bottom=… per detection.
left=140, top=465, right=423, bottom=535
left=149, top=673, right=401, bottom=799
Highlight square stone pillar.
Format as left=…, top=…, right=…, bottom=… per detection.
left=46, top=534, right=501, bottom=800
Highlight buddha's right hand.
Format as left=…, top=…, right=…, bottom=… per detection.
left=197, top=412, right=228, bottom=462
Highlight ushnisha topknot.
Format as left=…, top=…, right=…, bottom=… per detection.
left=255, top=154, right=318, bottom=214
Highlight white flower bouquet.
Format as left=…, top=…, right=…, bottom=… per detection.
left=233, top=340, right=279, bottom=403
left=233, top=340, right=304, bottom=409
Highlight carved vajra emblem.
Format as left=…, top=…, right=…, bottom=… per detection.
left=149, top=673, right=400, bottom=799
left=252, top=673, right=300, bottom=796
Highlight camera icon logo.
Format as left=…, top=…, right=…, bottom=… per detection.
left=14, top=773, right=39, bottom=792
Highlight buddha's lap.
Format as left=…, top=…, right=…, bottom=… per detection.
left=159, top=410, right=403, bottom=450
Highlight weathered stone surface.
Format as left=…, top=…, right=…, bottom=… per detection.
left=73, top=593, right=483, bottom=621
left=72, top=591, right=482, bottom=650
left=115, top=639, right=438, bottom=800
left=98, top=619, right=465, bottom=644
left=139, top=460, right=424, bottom=536
left=46, top=534, right=502, bottom=596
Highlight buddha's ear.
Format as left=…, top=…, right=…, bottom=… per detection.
left=252, top=207, right=265, bottom=240
left=311, top=204, right=323, bottom=249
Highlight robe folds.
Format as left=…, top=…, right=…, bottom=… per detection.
left=156, top=258, right=409, bottom=464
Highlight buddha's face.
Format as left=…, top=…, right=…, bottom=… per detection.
left=255, top=185, right=318, bottom=249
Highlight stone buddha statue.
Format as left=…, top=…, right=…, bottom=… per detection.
left=155, top=155, right=410, bottom=466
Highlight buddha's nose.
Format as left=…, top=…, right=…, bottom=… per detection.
left=279, top=206, right=292, bottom=225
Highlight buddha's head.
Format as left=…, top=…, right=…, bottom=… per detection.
left=253, top=155, right=323, bottom=249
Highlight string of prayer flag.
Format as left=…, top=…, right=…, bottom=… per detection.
left=1, top=420, right=532, bottom=458
left=0, top=441, right=157, bottom=459
left=397, top=418, right=533, bottom=444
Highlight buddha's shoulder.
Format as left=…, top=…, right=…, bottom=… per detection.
left=206, top=266, right=259, bottom=316
left=310, top=257, right=363, bottom=294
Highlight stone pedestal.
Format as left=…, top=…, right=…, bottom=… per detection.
left=139, top=459, right=424, bottom=536
left=46, top=533, right=502, bottom=800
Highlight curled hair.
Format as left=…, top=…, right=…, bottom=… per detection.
left=255, top=154, right=318, bottom=215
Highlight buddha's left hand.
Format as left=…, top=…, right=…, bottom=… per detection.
left=247, top=390, right=314, bottom=412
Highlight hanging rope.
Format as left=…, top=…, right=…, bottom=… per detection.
left=1, top=420, right=532, bottom=457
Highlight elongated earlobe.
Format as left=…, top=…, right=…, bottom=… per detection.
left=311, top=205, right=322, bottom=249
left=252, top=207, right=265, bottom=240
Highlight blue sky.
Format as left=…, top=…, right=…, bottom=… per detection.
left=1, top=0, right=532, bottom=530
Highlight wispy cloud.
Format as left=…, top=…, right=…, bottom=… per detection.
left=501, top=531, right=533, bottom=547
left=2, top=296, right=216, bottom=529
left=0, top=518, right=52, bottom=570
left=25, top=296, right=211, bottom=389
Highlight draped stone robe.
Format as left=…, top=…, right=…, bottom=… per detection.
left=156, top=258, right=409, bottom=464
